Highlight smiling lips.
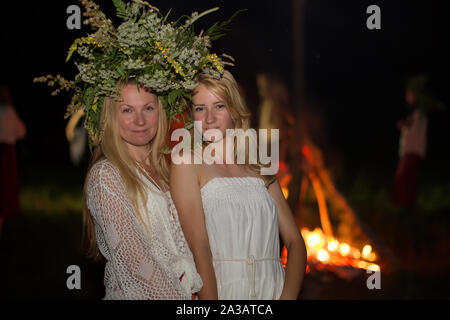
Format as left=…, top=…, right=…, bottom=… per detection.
left=132, top=129, right=149, bottom=134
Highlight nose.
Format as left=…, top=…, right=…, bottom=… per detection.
left=134, top=110, right=146, bottom=126
left=205, top=109, right=216, bottom=125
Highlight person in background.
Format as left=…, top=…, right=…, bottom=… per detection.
left=0, top=84, right=26, bottom=238
left=256, top=72, right=301, bottom=213
left=65, top=108, right=89, bottom=168
left=392, top=75, right=444, bottom=209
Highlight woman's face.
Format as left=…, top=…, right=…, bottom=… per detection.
left=117, top=84, right=159, bottom=147
left=192, top=84, right=234, bottom=141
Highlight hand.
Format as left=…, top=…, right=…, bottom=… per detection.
left=279, top=292, right=298, bottom=300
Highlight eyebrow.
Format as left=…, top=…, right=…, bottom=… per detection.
left=119, top=100, right=155, bottom=108
left=192, top=101, right=224, bottom=106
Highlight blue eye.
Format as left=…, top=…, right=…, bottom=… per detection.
left=216, top=104, right=225, bottom=109
left=122, top=108, right=132, bottom=113
left=194, top=107, right=204, bottom=112
left=145, top=105, right=154, bottom=111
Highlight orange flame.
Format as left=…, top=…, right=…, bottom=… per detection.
left=277, top=151, right=380, bottom=274
left=283, top=227, right=380, bottom=273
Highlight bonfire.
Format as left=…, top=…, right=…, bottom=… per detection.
left=279, top=143, right=382, bottom=280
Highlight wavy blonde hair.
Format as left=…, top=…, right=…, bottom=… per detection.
left=192, top=71, right=276, bottom=187
left=82, top=81, right=169, bottom=261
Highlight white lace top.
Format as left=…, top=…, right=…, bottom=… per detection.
left=86, top=159, right=202, bottom=300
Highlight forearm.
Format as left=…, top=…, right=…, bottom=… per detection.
left=195, top=250, right=218, bottom=300
left=280, top=238, right=307, bottom=300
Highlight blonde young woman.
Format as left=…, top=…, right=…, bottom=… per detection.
left=83, top=80, right=202, bottom=299
left=170, top=71, right=307, bottom=300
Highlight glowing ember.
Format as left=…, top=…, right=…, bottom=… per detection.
left=281, top=246, right=288, bottom=267
left=305, top=264, right=311, bottom=274
left=362, top=244, right=377, bottom=261
left=338, top=243, right=350, bottom=256
left=352, top=250, right=361, bottom=259
left=362, top=245, right=372, bottom=259
left=327, top=239, right=339, bottom=252
left=305, top=228, right=326, bottom=249
left=317, top=249, right=330, bottom=262
left=367, top=264, right=380, bottom=272
left=294, top=228, right=381, bottom=273
left=281, top=187, right=289, bottom=199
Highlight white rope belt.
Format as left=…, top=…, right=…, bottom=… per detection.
left=213, top=255, right=281, bottom=299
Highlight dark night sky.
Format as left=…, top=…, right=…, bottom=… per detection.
left=1, top=0, right=449, bottom=181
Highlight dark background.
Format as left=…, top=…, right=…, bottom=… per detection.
left=0, top=0, right=449, bottom=299
left=1, top=0, right=449, bottom=179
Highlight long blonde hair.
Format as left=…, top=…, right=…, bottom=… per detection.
left=82, top=81, right=169, bottom=261
left=192, top=71, right=276, bottom=187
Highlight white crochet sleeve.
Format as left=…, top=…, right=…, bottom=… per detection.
left=87, top=160, right=188, bottom=299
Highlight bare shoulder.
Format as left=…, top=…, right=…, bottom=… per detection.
left=267, top=178, right=284, bottom=198
left=243, top=166, right=267, bottom=180
left=169, top=157, right=201, bottom=191
left=170, top=158, right=198, bottom=175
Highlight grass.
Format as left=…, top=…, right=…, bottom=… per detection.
left=0, top=209, right=105, bottom=300
left=19, top=185, right=83, bottom=215
left=0, top=164, right=105, bottom=300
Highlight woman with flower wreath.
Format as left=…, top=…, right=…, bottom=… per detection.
left=35, top=0, right=235, bottom=299
left=84, top=78, right=202, bottom=299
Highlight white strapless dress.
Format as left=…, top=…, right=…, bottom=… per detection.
left=200, top=177, right=285, bottom=300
